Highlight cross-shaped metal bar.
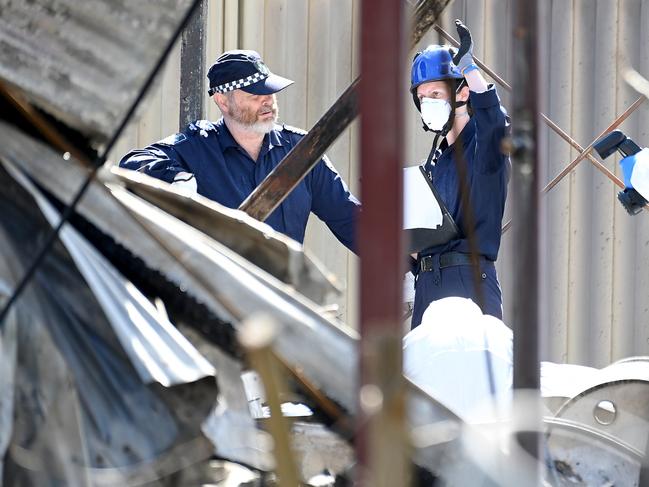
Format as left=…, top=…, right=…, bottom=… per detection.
left=542, top=96, right=646, bottom=194
left=541, top=114, right=626, bottom=191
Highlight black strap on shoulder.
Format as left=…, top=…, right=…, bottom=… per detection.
left=424, top=133, right=442, bottom=175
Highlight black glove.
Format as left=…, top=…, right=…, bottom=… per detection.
left=452, top=19, right=475, bottom=74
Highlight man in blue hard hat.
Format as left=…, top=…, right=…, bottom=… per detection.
left=120, top=50, right=360, bottom=252
left=409, top=20, right=511, bottom=328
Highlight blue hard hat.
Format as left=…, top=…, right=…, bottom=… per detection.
left=410, top=45, right=463, bottom=94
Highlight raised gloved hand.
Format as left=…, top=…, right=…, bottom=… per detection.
left=452, top=19, right=477, bottom=76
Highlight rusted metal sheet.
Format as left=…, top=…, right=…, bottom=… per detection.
left=357, top=0, right=408, bottom=483
left=0, top=0, right=193, bottom=140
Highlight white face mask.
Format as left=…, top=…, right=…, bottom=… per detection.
left=420, top=97, right=451, bottom=132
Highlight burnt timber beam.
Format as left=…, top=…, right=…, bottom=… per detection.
left=180, top=0, right=207, bottom=127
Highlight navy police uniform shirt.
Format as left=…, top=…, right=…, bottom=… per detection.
left=119, top=119, right=360, bottom=251
left=422, top=85, right=510, bottom=262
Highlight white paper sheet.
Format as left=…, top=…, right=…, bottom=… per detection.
left=403, top=165, right=443, bottom=230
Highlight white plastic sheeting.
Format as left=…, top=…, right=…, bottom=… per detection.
left=403, top=297, right=513, bottom=423
left=403, top=297, right=608, bottom=423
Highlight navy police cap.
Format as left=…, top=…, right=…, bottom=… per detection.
left=207, top=50, right=294, bottom=96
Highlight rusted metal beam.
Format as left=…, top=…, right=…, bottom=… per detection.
left=411, top=0, right=455, bottom=47
left=357, top=0, right=407, bottom=485
left=239, top=0, right=451, bottom=222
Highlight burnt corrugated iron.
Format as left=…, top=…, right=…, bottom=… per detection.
left=0, top=161, right=218, bottom=485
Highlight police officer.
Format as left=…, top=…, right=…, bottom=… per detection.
left=120, top=50, right=360, bottom=251
left=409, top=20, right=510, bottom=328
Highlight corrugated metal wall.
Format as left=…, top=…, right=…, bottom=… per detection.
left=538, top=0, right=649, bottom=368
left=110, top=0, right=649, bottom=368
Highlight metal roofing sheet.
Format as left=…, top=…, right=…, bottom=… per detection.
left=0, top=0, right=193, bottom=140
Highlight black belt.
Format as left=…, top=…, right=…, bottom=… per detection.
left=419, top=252, right=490, bottom=273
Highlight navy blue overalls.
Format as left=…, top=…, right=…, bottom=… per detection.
left=411, top=85, right=510, bottom=328
left=120, top=119, right=360, bottom=252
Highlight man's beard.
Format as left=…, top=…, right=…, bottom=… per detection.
left=228, top=98, right=278, bottom=134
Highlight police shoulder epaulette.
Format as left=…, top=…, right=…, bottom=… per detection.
left=158, top=132, right=188, bottom=146
left=187, top=119, right=217, bottom=138
left=282, top=124, right=308, bottom=136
